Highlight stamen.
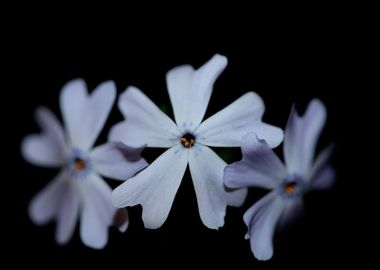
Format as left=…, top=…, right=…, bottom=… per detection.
left=180, top=133, right=196, bottom=148
left=285, top=182, right=297, bottom=194
left=74, top=158, right=86, bottom=171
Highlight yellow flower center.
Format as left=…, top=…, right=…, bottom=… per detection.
left=180, top=133, right=195, bottom=148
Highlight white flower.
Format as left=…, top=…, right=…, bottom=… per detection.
left=224, top=99, right=335, bottom=260
left=110, top=54, right=283, bottom=229
left=21, top=79, right=148, bottom=249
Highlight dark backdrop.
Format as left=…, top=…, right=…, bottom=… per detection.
left=6, top=22, right=360, bottom=268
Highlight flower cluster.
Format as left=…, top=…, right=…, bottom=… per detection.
left=21, top=54, right=334, bottom=259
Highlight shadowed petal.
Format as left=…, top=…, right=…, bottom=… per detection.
left=21, top=107, right=66, bottom=167
left=166, top=54, right=227, bottom=127
left=189, top=145, right=247, bottom=229
left=244, top=192, right=284, bottom=261
left=224, top=133, right=286, bottom=190
left=197, top=92, right=283, bottom=147
left=308, top=145, right=336, bottom=190
left=109, top=86, right=179, bottom=148
left=112, top=146, right=188, bottom=229
left=284, top=99, right=326, bottom=176
left=278, top=199, right=304, bottom=229
left=90, top=142, right=148, bottom=180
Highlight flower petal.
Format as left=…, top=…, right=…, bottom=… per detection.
left=109, top=86, right=179, bottom=148
left=55, top=180, right=81, bottom=245
left=166, top=54, right=227, bottom=128
left=284, top=99, right=327, bottom=176
left=244, top=192, right=284, bottom=261
left=90, top=142, right=148, bottom=180
left=278, top=199, right=304, bottom=229
left=21, top=107, right=66, bottom=167
left=112, top=146, right=188, bottom=229
left=308, top=145, right=335, bottom=190
left=80, top=173, right=120, bottom=249
left=60, top=79, right=116, bottom=150
left=28, top=171, right=69, bottom=225
left=59, top=79, right=88, bottom=148
left=81, top=81, right=116, bottom=150
left=28, top=170, right=80, bottom=245
left=189, top=145, right=246, bottom=229
left=197, top=92, right=283, bottom=147
left=224, top=133, right=286, bottom=190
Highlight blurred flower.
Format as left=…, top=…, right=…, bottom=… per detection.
left=21, top=79, right=147, bottom=249
left=224, top=99, right=335, bottom=260
left=110, top=54, right=283, bottom=229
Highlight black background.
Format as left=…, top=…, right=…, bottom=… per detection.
left=6, top=15, right=364, bottom=268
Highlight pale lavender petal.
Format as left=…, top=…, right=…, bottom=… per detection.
left=109, top=86, right=179, bottom=148
left=308, top=145, right=336, bottom=190
left=90, top=142, right=148, bottom=180
left=60, top=79, right=116, bottom=150
left=80, top=173, right=120, bottom=249
left=55, top=180, right=80, bottom=245
left=59, top=79, right=88, bottom=148
left=189, top=145, right=246, bottom=229
left=112, top=146, right=188, bottom=229
left=28, top=170, right=69, bottom=225
left=79, top=81, right=116, bottom=150
left=166, top=54, right=227, bottom=127
left=21, top=107, right=66, bottom=167
left=310, top=166, right=336, bottom=190
left=224, top=133, right=286, bottom=190
left=197, top=92, right=283, bottom=147
left=244, top=192, right=284, bottom=261
left=284, top=99, right=327, bottom=176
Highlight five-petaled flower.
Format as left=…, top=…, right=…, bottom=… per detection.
left=110, top=54, right=283, bottom=229
left=21, top=79, right=148, bottom=249
left=224, top=99, right=335, bottom=260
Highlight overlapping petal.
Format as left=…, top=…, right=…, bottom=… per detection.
left=224, top=133, right=286, bottom=190
left=90, top=142, right=148, bottom=180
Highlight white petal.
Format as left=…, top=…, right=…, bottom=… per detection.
left=224, top=133, right=286, bottom=190
left=189, top=145, right=246, bottom=229
left=21, top=107, right=66, bottom=167
left=109, top=86, right=179, bottom=148
left=60, top=79, right=116, bottom=150
left=59, top=79, right=88, bottom=148
left=28, top=171, right=69, bottom=225
left=112, top=146, right=188, bottom=229
left=244, top=192, right=284, bottom=261
left=55, top=180, right=81, bottom=245
left=90, top=142, right=148, bottom=180
left=166, top=54, right=227, bottom=128
left=197, top=92, right=283, bottom=147
left=284, top=99, right=327, bottom=176
left=80, top=173, right=118, bottom=249
left=29, top=170, right=80, bottom=245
